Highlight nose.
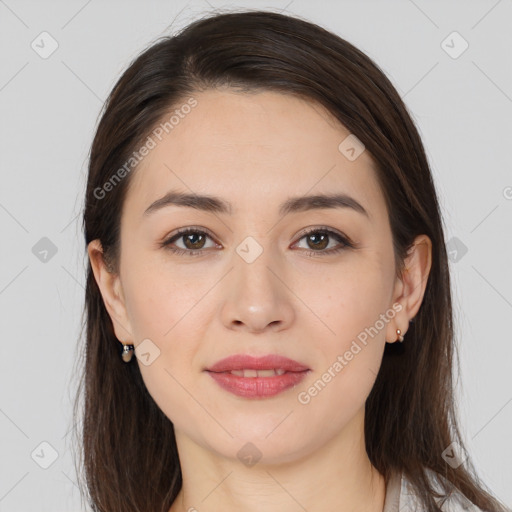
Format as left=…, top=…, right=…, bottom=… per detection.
left=219, top=245, right=295, bottom=334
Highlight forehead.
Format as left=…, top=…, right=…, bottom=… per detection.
left=124, top=88, right=384, bottom=218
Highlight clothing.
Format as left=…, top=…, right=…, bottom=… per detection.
left=383, top=470, right=486, bottom=512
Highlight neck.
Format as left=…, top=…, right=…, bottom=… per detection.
left=169, top=408, right=387, bottom=512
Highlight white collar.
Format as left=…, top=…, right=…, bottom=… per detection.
left=383, top=470, right=484, bottom=511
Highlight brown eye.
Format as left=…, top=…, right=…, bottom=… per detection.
left=294, top=227, right=353, bottom=257
left=162, top=228, right=218, bottom=256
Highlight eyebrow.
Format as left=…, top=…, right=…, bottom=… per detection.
left=143, top=190, right=369, bottom=218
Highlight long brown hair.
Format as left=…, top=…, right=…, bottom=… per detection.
left=73, top=9, right=509, bottom=512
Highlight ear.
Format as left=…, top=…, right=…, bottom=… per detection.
left=386, top=234, right=432, bottom=343
left=87, top=239, right=134, bottom=343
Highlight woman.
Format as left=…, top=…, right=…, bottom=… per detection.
left=75, top=9, right=510, bottom=512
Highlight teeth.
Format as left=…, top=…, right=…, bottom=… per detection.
left=229, top=369, right=287, bottom=377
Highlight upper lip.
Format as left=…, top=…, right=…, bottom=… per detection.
left=206, top=354, right=310, bottom=373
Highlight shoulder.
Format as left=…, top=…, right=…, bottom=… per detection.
left=398, top=468, right=486, bottom=512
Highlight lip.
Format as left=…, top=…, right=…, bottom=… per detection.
left=205, top=354, right=310, bottom=399
left=206, top=354, right=310, bottom=373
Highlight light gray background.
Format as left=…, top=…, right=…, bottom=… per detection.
left=1, top=1, right=511, bottom=510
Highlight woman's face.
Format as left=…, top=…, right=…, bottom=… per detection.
left=95, top=88, right=413, bottom=464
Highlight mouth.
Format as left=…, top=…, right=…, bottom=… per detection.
left=205, top=354, right=310, bottom=399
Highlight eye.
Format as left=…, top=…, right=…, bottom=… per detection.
left=161, top=228, right=219, bottom=256
left=293, top=227, right=353, bottom=257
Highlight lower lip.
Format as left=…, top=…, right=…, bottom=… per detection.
left=206, top=370, right=309, bottom=398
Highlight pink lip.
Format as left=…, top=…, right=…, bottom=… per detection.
left=206, top=354, right=309, bottom=373
left=205, top=354, right=310, bottom=399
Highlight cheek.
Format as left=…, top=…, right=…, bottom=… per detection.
left=121, top=263, right=206, bottom=427
left=300, top=256, right=394, bottom=345
left=121, top=253, right=200, bottom=341
left=293, top=283, right=389, bottom=436
left=296, top=257, right=393, bottom=398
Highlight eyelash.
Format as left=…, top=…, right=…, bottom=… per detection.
left=160, top=226, right=354, bottom=258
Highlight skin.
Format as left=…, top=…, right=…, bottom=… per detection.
left=88, top=88, right=432, bottom=512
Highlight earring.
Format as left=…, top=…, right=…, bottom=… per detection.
left=121, top=343, right=135, bottom=363
left=396, top=329, right=404, bottom=343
